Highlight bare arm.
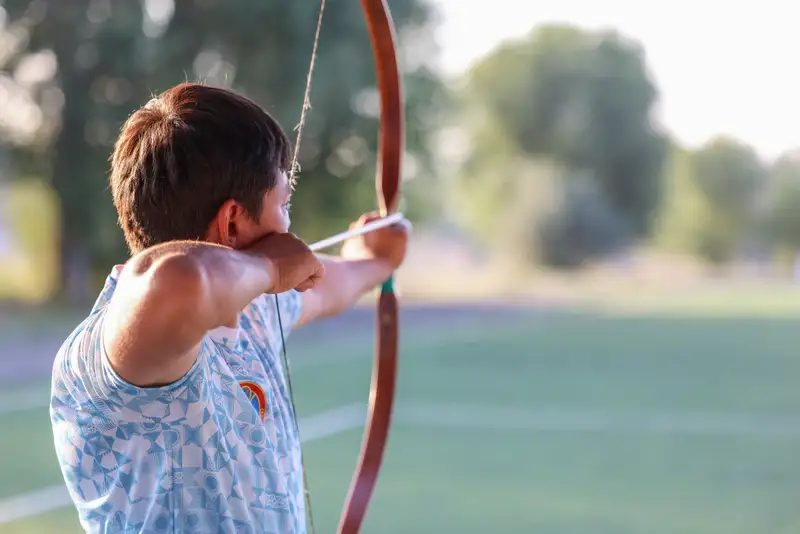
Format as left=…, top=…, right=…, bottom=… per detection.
left=103, top=234, right=321, bottom=387
left=297, top=254, right=393, bottom=327
left=297, top=212, right=408, bottom=326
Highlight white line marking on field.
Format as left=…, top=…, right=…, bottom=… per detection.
left=0, top=403, right=367, bottom=525
left=396, top=401, right=800, bottom=439
left=0, top=388, right=49, bottom=414
left=299, top=402, right=366, bottom=441
left=0, top=485, right=70, bottom=526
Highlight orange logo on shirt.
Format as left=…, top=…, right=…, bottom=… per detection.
left=239, top=381, right=267, bottom=421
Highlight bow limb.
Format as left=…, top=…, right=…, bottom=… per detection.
left=336, top=0, right=403, bottom=533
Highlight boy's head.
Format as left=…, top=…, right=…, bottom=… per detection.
left=110, top=82, right=294, bottom=254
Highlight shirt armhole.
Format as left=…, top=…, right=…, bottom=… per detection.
left=247, top=291, right=304, bottom=339
left=91, top=309, right=208, bottom=398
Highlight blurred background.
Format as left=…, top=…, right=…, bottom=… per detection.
left=1, top=0, right=799, bottom=532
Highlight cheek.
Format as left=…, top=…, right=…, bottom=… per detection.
left=279, top=208, right=291, bottom=232
left=262, top=205, right=290, bottom=233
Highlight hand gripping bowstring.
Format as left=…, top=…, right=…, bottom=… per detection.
left=275, top=0, right=404, bottom=532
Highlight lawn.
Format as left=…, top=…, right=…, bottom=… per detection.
left=1, top=307, right=799, bottom=533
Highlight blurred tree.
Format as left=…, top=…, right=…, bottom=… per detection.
left=687, top=136, right=766, bottom=263
left=655, top=138, right=770, bottom=265
left=537, top=171, right=630, bottom=269
left=654, top=143, right=705, bottom=252
left=0, top=0, right=443, bottom=303
left=461, top=24, right=666, bottom=255
left=761, top=150, right=800, bottom=259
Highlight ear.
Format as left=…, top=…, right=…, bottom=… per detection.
left=207, top=199, right=248, bottom=248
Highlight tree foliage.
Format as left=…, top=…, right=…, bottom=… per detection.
left=537, top=173, right=630, bottom=269
left=691, top=137, right=765, bottom=220
left=689, top=137, right=766, bottom=263
left=456, top=24, right=667, bottom=268
left=0, top=0, right=444, bottom=301
left=464, top=24, right=667, bottom=239
left=656, top=137, right=768, bottom=264
left=762, top=151, right=800, bottom=255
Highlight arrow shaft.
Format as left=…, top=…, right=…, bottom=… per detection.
left=308, top=212, right=405, bottom=252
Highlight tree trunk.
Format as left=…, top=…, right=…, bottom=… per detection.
left=51, top=67, right=93, bottom=306
left=58, top=225, right=91, bottom=305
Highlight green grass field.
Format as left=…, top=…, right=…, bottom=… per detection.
left=1, top=308, right=800, bottom=533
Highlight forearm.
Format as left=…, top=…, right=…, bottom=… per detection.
left=312, top=254, right=393, bottom=317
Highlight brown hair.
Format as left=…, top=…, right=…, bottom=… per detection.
left=110, top=83, right=291, bottom=253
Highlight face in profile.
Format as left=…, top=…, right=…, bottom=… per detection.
left=207, top=170, right=293, bottom=250
left=258, top=170, right=293, bottom=236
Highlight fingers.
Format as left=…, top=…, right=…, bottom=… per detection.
left=390, top=217, right=412, bottom=234
left=295, top=260, right=325, bottom=292
left=254, top=231, right=328, bottom=294
left=295, top=279, right=315, bottom=292
left=380, top=217, right=411, bottom=241
left=295, top=281, right=311, bottom=292
left=349, top=211, right=381, bottom=231
left=361, top=211, right=381, bottom=224
left=350, top=212, right=411, bottom=236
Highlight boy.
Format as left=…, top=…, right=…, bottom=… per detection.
left=50, top=82, right=408, bottom=533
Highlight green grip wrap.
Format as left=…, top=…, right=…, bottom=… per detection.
left=380, top=275, right=395, bottom=293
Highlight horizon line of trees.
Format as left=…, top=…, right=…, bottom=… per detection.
left=1, top=3, right=798, bottom=304
left=451, top=23, right=800, bottom=271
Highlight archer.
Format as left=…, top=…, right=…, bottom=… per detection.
left=49, top=82, right=409, bottom=533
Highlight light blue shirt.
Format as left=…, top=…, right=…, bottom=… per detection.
left=50, top=266, right=307, bottom=533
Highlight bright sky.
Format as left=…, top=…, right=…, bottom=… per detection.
left=432, top=0, right=800, bottom=160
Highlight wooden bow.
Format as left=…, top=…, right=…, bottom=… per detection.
left=336, top=1, right=404, bottom=533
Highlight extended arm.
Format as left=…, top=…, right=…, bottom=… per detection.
left=297, top=254, right=393, bottom=326
left=297, top=213, right=408, bottom=327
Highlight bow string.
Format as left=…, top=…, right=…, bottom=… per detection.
left=276, top=0, right=404, bottom=533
